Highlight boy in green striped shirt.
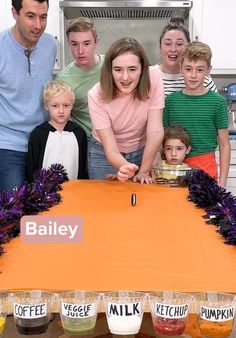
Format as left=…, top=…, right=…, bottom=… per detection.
left=163, top=41, right=230, bottom=186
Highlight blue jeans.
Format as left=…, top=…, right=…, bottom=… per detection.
left=0, top=149, right=27, bottom=191
left=88, top=137, right=144, bottom=179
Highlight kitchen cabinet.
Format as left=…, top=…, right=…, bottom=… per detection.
left=0, top=0, right=14, bottom=30
left=0, top=0, right=61, bottom=32
left=45, top=0, right=61, bottom=70
left=0, top=1, right=7, bottom=32
left=0, top=0, right=61, bottom=70
left=190, top=0, right=236, bottom=74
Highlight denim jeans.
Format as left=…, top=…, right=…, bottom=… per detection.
left=0, top=149, right=27, bottom=191
left=88, top=137, right=144, bottom=179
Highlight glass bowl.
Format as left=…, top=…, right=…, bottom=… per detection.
left=151, top=165, right=197, bottom=187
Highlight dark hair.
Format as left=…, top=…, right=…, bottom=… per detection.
left=163, top=125, right=191, bottom=148
left=12, top=0, right=49, bottom=13
left=159, top=17, right=190, bottom=46
left=100, top=37, right=150, bottom=102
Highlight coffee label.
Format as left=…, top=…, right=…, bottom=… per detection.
left=14, top=303, right=47, bottom=319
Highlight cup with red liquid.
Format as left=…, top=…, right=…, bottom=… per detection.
left=149, top=291, right=194, bottom=336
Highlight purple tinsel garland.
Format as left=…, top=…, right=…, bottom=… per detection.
left=188, top=169, right=236, bottom=245
left=0, top=164, right=68, bottom=255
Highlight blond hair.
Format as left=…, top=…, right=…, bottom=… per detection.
left=43, top=80, right=75, bottom=105
left=100, top=37, right=150, bottom=102
left=181, top=41, right=212, bottom=68
left=66, top=17, right=98, bottom=41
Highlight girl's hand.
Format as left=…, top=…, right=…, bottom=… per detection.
left=117, top=163, right=139, bottom=182
left=133, top=171, right=153, bottom=184
left=105, top=173, right=118, bottom=180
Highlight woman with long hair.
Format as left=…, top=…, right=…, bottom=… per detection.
left=88, top=37, right=164, bottom=183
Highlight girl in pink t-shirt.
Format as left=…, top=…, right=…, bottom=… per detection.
left=88, top=37, right=164, bottom=183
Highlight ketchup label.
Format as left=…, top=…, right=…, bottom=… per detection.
left=155, top=302, right=189, bottom=319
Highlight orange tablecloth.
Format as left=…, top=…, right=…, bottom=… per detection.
left=1, top=180, right=236, bottom=292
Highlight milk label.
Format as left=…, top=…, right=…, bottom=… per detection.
left=108, top=302, right=141, bottom=316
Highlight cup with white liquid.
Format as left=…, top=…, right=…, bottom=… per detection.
left=103, top=291, right=147, bottom=335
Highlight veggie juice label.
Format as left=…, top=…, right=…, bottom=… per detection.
left=200, top=306, right=234, bottom=322
left=61, top=302, right=96, bottom=318
left=155, top=302, right=189, bottom=319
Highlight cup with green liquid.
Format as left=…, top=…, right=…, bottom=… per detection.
left=59, top=291, right=101, bottom=335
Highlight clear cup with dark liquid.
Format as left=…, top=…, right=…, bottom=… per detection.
left=12, top=290, right=56, bottom=335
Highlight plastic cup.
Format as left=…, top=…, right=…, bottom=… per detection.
left=0, top=292, right=9, bottom=337
left=103, top=291, right=147, bottom=335
left=59, top=291, right=101, bottom=335
left=11, top=290, right=56, bottom=335
left=197, top=292, right=236, bottom=338
left=149, top=291, right=193, bottom=336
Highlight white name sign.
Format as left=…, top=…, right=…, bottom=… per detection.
left=155, top=302, right=189, bottom=319
left=200, top=306, right=234, bottom=322
left=108, top=302, right=142, bottom=317
left=61, top=302, right=96, bottom=318
left=14, top=303, right=47, bottom=319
